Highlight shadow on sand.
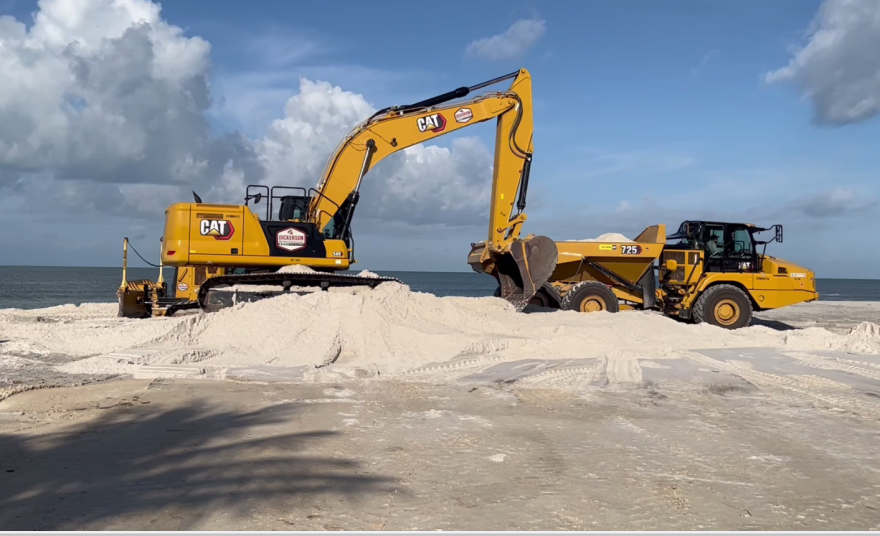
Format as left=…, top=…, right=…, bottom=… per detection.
left=751, top=318, right=798, bottom=331
left=0, top=399, right=396, bottom=530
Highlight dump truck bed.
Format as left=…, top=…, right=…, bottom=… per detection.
left=550, top=225, right=667, bottom=307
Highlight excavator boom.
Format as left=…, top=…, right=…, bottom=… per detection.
left=306, top=68, right=556, bottom=308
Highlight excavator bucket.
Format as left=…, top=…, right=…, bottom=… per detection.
left=469, top=236, right=558, bottom=311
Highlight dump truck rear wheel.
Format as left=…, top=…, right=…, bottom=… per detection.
left=561, top=282, right=619, bottom=313
left=692, top=284, right=752, bottom=329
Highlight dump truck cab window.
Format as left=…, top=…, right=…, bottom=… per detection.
left=730, top=227, right=754, bottom=258
left=703, top=225, right=725, bottom=258
left=701, top=223, right=759, bottom=273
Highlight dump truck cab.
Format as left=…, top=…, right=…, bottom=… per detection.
left=658, top=220, right=818, bottom=328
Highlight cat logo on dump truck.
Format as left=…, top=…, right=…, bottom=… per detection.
left=417, top=113, right=446, bottom=133
left=199, top=219, right=235, bottom=240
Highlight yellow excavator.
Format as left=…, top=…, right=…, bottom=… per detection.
left=118, top=68, right=557, bottom=317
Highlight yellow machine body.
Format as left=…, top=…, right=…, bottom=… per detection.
left=548, top=225, right=668, bottom=308
left=489, top=220, right=819, bottom=329
left=121, top=68, right=555, bottom=316
left=160, top=202, right=351, bottom=271
left=658, top=248, right=818, bottom=315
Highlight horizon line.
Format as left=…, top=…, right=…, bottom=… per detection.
left=0, top=265, right=877, bottom=281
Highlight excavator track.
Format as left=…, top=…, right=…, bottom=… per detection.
left=196, top=272, right=401, bottom=313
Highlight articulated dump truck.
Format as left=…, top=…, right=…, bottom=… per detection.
left=469, top=220, right=819, bottom=329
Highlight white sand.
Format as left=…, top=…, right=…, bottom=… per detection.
left=0, top=303, right=187, bottom=358
left=2, top=283, right=878, bottom=379
left=565, top=232, right=634, bottom=243
left=277, top=265, right=316, bottom=274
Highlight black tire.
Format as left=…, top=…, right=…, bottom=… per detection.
left=529, top=283, right=561, bottom=309
left=561, top=281, right=619, bottom=313
left=692, top=284, right=752, bottom=329
left=494, top=283, right=560, bottom=308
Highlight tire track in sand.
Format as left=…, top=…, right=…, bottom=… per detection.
left=686, top=351, right=880, bottom=417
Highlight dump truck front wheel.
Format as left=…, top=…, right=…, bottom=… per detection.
left=692, top=284, right=752, bottom=329
left=561, top=282, right=619, bottom=313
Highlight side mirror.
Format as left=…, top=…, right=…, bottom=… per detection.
left=775, top=224, right=783, bottom=243
left=665, top=259, right=678, bottom=272
left=192, top=191, right=202, bottom=204
left=254, top=193, right=262, bottom=204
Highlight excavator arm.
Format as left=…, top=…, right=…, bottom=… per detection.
left=309, top=69, right=533, bottom=248
left=307, top=68, right=556, bottom=310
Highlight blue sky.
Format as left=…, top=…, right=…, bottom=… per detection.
left=1, top=0, right=878, bottom=277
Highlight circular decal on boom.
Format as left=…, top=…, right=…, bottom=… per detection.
left=454, top=108, right=473, bottom=123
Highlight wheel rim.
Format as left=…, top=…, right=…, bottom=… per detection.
left=579, top=295, right=606, bottom=313
left=714, top=299, right=740, bottom=326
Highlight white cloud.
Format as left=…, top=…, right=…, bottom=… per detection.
left=0, top=0, right=226, bottom=196
left=0, top=0, right=495, bottom=236
left=465, top=18, right=546, bottom=61
left=252, top=79, right=493, bottom=227
left=764, top=0, right=880, bottom=125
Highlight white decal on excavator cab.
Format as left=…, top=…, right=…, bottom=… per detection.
left=417, top=113, right=447, bottom=133
left=277, top=227, right=307, bottom=252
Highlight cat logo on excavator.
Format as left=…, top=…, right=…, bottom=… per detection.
left=199, top=219, right=234, bottom=240
left=417, top=113, right=447, bottom=133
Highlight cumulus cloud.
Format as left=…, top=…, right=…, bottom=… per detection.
left=465, top=19, right=546, bottom=61
left=242, top=78, right=494, bottom=227
left=0, top=0, right=495, bottom=234
left=764, top=0, right=880, bottom=125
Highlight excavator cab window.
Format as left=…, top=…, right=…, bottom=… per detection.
left=278, top=196, right=309, bottom=221
left=323, top=216, right=337, bottom=239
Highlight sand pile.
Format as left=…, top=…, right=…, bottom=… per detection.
left=4, top=283, right=880, bottom=379
left=276, top=265, right=379, bottom=278
left=152, top=282, right=524, bottom=371
left=0, top=303, right=186, bottom=358
left=277, top=265, right=316, bottom=274
left=566, top=232, right=634, bottom=243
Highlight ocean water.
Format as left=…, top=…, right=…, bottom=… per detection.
left=0, top=266, right=878, bottom=311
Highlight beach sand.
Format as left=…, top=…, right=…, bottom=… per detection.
left=2, top=286, right=880, bottom=529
